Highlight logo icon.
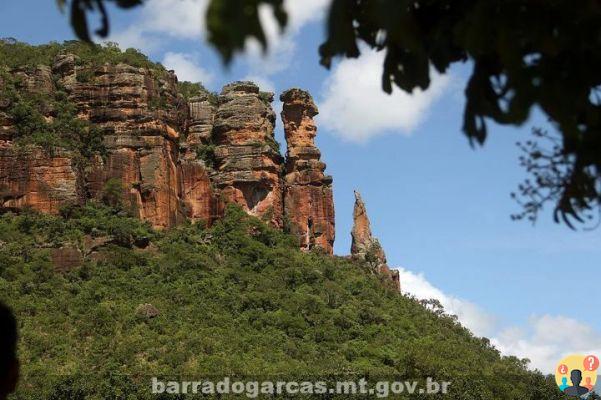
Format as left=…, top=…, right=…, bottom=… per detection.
left=555, top=354, right=599, bottom=397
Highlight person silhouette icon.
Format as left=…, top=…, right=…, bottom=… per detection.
left=584, top=376, right=594, bottom=392
left=564, top=369, right=590, bottom=397
left=559, top=377, right=569, bottom=391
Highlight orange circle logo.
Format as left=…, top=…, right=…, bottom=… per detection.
left=555, top=354, right=598, bottom=397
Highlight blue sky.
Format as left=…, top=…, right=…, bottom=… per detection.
left=2, top=0, right=601, bottom=373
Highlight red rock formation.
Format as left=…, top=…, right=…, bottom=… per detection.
left=211, top=82, right=284, bottom=227
left=0, top=47, right=411, bottom=289
left=0, top=55, right=343, bottom=254
left=281, top=89, right=335, bottom=254
left=54, top=59, right=188, bottom=229
left=178, top=146, right=215, bottom=225
left=11, top=65, right=55, bottom=95
left=178, top=93, right=218, bottom=224
left=351, top=191, right=400, bottom=291
left=0, top=145, right=80, bottom=214
left=187, top=93, right=216, bottom=144
left=86, top=135, right=184, bottom=228
left=0, top=64, right=81, bottom=214
left=178, top=159, right=215, bottom=224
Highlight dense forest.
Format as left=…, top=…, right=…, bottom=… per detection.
left=0, top=203, right=564, bottom=399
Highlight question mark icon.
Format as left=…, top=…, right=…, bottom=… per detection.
left=558, top=364, right=568, bottom=374
left=583, top=355, right=600, bottom=371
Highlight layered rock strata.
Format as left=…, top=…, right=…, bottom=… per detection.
left=179, top=93, right=218, bottom=224
left=281, top=89, right=335, bottom=253
left=0, top=146, right=79, bottom=214
left=0, top=64, right=80, bottom=214
left=0, top=45, right=416, bottom=291
left=58, top=59, right=188, bottom=229
left=0, top=57, right=336, bottom=253
left=211, top=82, right=284, bottom=228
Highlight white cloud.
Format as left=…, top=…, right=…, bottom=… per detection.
left=285, top=0, right=330, bottom=29
left=111, top=0, right=328, bottom=47
left=107, top=0, right=329, bottom=90
left=244, top=0, right=329, bottom=79
left=107, top=29, right=152, bottom=53
left=108, top=0, right=328, bottom=63
left=252, top=0, right=329, bottom=48
left=162, top=52, right=214, bottom=85
left=397, top=268, right=497, bottom=337
left=492, top=316, right=601, bottom=373
left=397, top=267, right=601, bottom=373
left=319, top=48, right=451, bottom=142
left=138, top=0, right=205, bottom=38
left=107, top=0, right=208, bottom=52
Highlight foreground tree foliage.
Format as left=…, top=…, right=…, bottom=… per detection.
left=56, top=0, right=601, bottom=228
left=0, top=203, right=567, bottom=399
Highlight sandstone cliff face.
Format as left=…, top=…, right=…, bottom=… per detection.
left=179, top=93, right=217, bottom=223
left=0, top=56, right=192, bottom=227
left=11, top=65, right=54, bottom=95
left=351, top=191, right=400, bottom=291
left=281, top=89, right=335, bottom=254
left=0, top=56, right=336, bottom=253
left=212, top=82, right=283, bottom=228
left=0, top=146, right=79, bottom=214
left=0, top=64, right=81, bottom=214
left=56, top=58, right=187, bottom=229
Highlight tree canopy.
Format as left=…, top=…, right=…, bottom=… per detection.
left=0, top=202, right=568, bottom=399
left=57, top=0, right=601, bottom=228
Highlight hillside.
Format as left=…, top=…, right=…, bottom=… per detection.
left=0, top=40, right=566, bottom=399
left=0, top=203, right=563, bottom=399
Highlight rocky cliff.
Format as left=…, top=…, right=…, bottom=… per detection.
left=0, top=47, right=336, bottom=254
left=71, top=59, right=188, bottom=229
left=281, top=89, right=335, bottom=254
left=351, top=191, right=401, bottom=290
left=211, top=82, right=284, bottom=228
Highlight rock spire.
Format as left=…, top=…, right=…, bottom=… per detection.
left=351, top=191, right=400, bottom=291
left=281, top=88, right=335, bottom=254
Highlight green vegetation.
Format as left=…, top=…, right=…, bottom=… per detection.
left=0, top=40, right=174, bottom=161
left=75, top=67, right=94, bottom=83
left=0, top=38, right=568, bottom=399
left=0, top=39, right=165, bottom=74
left=100, top=178, right=126, bottom=210
left=1, top=73, right=105, bottom=159
left=177, top=81, right=218, bottom=106
left=147, top=94, right=170, bottom=111
left=177, top=81, right=219, bottom=108
left=258, top=91, right=272, bottom=105
left=177, top=81, right=205, bottom=100
left=0, top=203, right=565, bottom=399
left=194, top=143, right=217, bottom=168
